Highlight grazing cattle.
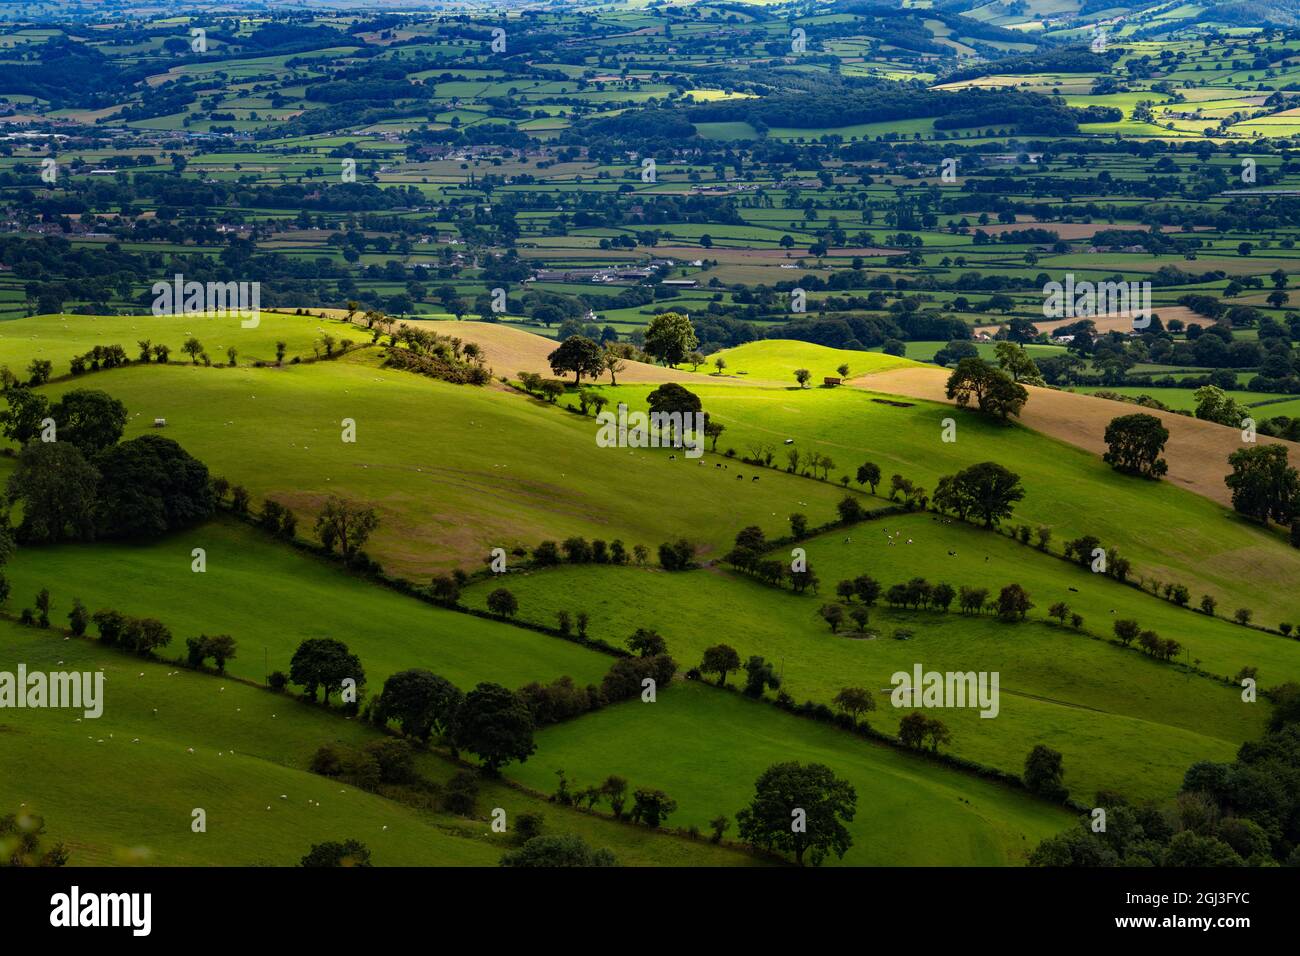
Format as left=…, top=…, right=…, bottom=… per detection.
left=1068, top=587, right=1079, bottom=593
left=947, top=550, right=956, bottom=557
left=752, top=476, right=759, bottom=481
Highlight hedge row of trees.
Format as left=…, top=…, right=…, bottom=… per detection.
left=88, top=608, right=173, bottom=657
left=1112, top=618, right=1182, bottom=662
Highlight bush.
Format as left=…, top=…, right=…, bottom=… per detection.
left=486, top=587, right=518, bottom=617
left=657, top=538, right=696, bottom=571
left=443, top=770, right=479, bottom=816
left=515, top=812, right=545, bottom=843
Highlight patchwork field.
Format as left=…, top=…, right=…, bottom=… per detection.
left=601, top=375, right=1300, bottom=629
left=462, top=546, right=1271, bottom=802
left=4, top=0, right=1300, bottom=885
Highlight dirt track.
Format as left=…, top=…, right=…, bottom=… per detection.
left=854, top=366, right=1300, bottom=508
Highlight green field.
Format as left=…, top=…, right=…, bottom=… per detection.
left=12, top=353, right=864, bottom=578
left=461, top=533, right=1271, bottom=802
left=508, top=681, right=1073, bottom=866
left=598, top=378, right=1300, bottom=630
left=0, top=620, right=756, bottom=866
left=0, top=311, right=337, bottom=374
left=713, top=339, right=924, bottom=384
left=4, top=517, right=610, bottom=694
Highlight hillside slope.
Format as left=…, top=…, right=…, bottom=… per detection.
left=857, top=365, right=1300, bottom=509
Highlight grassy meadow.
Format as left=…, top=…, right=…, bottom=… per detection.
left=0, top=620, right=757, bottom=866
left=508, top=681, right=1074, bottom=866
